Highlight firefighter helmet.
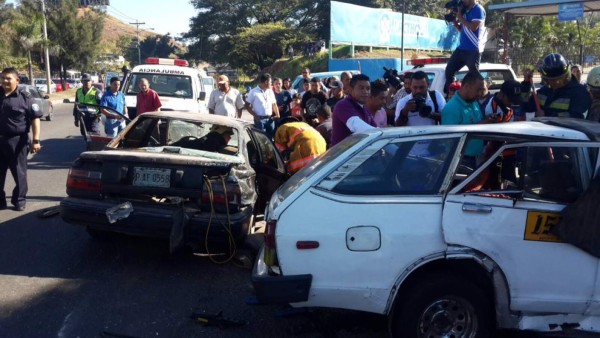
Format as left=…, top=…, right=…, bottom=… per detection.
left=587, top=66, right=600, bottom=89
left=540, top=53, right=570, bottom=80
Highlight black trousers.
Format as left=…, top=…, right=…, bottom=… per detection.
left=444, top=49, right=481, bottom=94
left=0, top=134, right=29, bottom=207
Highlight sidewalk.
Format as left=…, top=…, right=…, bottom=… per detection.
left=49, top=88, right=77, bottom=105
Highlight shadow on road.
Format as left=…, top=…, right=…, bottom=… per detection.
left=28, top=135, right=86, bottom=170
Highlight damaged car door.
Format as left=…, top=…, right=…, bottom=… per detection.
left=443, top=141, right=600, bottom=314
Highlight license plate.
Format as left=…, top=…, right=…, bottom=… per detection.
left=133, top=167, right=171, bottom=188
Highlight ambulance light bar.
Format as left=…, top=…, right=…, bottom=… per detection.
left=145, top=57, right=189, bottom=67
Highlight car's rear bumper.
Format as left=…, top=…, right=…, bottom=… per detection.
left=251, top=245, right=312, bottom=304
left=60, top=197, right=252, bottom=243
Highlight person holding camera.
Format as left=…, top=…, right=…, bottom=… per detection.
left=444, top=0, right=486, bottom=94
left=394, top=71, right=446, bottom=126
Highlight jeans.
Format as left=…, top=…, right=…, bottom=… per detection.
left=444, top=49, right=481, bottom=94
left=105, top=118, right=126, bottom=137
left=254, top=117, right=275, bottom=139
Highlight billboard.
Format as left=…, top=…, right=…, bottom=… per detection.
left=330, top=1, right=459, bottom=51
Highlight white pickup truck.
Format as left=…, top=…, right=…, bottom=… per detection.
left=404, top=60, right=518, bottom=93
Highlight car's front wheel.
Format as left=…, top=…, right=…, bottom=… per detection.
left=390, top=274, right=493, bottom=338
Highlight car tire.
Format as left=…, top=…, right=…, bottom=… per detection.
left=389, top=274, right=494, bottom=338
left=86, top=227, right=114, bottom=240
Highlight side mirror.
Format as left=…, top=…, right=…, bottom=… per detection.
left=63, top=98, right=70, bottom=103
left=198, top=91, right=206, bottom=101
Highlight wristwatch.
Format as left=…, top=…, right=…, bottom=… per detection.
left=32, top=139, right=40, bottom=145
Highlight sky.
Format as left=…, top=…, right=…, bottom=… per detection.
left=105, top=0, right=196, bottom=37
left=6, top=0, right=197, bottom=37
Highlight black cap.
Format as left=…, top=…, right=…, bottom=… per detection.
left=500, top=80, right=523, bottom=104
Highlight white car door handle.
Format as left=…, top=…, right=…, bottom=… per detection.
left=462, top=203, right=492, bottom=213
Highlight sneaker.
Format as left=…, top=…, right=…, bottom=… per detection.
left=14, top=205, right=25, bottom=211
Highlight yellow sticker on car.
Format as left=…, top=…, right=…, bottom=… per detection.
left=524, top=211, right=563, bottom=243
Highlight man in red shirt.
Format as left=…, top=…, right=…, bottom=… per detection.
left=135, top=78, right=161, bottom=117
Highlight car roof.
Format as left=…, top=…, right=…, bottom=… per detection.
left=373, top=119, right=600, bottom=142
left=140, top=111, right=253, bottom=129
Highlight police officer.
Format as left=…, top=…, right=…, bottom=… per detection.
left=0, top=67, right=42, bottom=211
left=73, top=73, right=102, bottom=137
left=536, top=53, right=591, bottom=119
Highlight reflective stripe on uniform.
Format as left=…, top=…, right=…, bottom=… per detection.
left=287, top=154, right=319, bottom=173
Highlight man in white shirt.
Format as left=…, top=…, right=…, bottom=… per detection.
left=395, top=71, right=446, bottom=126
left=208, top=75, right=245, bottom=118
left=245, top=73, right=280, bottom=139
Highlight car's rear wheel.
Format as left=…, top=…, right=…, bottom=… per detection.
left=390, top=274, right=493, bottom=338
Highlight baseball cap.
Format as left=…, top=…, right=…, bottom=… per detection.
left=217, top=75, right=229, bottom=84
left=500, top=80, right=523, bottom=104
left=329, top=80, right=343, bottom=89
left=81, top=74, right=92, bottom=82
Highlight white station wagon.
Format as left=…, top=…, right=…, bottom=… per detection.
left=253, top=118, right=600, bottom=337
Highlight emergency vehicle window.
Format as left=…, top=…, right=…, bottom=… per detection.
left=333, top=137, right=458, bottom=195
left=125, top=73, right=193, bottom=99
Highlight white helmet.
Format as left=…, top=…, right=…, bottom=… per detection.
left=587, top=66, right=600, bottom=89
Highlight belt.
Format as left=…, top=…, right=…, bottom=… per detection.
left=257, top=115, right=272, bottom=119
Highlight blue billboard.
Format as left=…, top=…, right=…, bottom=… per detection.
left=331, top=1, right=459, bottom=51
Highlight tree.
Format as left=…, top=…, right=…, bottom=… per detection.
left=228, top=22, right=306, bottom=70
left=8, top=0, right=45, bottom=82
left=46, top=0, right=105, bottom=78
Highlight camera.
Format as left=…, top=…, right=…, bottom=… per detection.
left=382, top=67, right=402, bottom=90
left=444, top=0, right=465, bottom=22
left=413, top=95, right=433, bottom=117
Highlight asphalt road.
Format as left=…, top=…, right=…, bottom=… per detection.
left=0, top=103, right=390, bottom=338
left=0, top=103, right=594, bottom=338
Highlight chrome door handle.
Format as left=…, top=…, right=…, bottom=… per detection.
left=462, top=203, right=492, bottom=213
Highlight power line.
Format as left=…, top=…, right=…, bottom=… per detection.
left=105, top=7, right=136, bottom=23
left=107, top=4, right=137, bottom=22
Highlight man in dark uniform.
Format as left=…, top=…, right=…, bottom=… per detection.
left=536, top=53, right=591, bottom=119
left=0, top=67, right=42, bottom=211
left=73, top=73, right=102, bottom=137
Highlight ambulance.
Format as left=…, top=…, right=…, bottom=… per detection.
left=121, top=57, right=209, bottom=117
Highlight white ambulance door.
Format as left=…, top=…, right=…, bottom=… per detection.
left=443, top=142, right=599, bottom=314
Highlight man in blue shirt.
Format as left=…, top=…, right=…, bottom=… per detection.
left=442, top=71, right=496, bottom=169
left=100, top=76, right=128, bottom=137
left=444, top=0, right=485, bottom=94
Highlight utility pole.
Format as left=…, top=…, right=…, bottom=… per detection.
left=41, top=0, right=52, bottom=93
left=129, top=20, right=145, bottom=65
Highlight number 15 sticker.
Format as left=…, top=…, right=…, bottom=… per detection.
left=524, top=211, right=563, bottom=243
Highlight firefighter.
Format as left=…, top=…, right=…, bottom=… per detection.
left=274, top=118, right=327, bottom=174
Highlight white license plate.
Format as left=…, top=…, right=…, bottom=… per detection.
left=133, top=167, right=171, bottom=188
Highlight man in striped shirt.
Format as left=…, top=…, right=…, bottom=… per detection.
left=444, top=0, right=485, bottom=94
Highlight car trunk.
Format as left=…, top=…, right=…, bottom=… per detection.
left=73, top=149, right=257, bottom=209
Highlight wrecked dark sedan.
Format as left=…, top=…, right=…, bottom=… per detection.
left=60, top=112, right=287, bottom=250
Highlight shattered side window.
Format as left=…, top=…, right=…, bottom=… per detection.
left=459, top=144, right=596, bottom=204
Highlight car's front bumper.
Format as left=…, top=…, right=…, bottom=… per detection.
left=60, top=197, right=252, bottom=243
left=251, top=245, right=312, bottom=304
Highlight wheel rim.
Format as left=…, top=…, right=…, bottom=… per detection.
left=418, top=296, right=478, bottom=338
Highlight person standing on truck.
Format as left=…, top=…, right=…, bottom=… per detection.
left=135, top=78, right=161, bottom=117
left=245, top=73, right=279, bottom=139
left=444, top=0, right=486, bottom=94
left=73, top=74, right=102, bottom=136
left=208, top=75, right=244, bottom=118
left=0, top=67, right=42, bottom=211
left=100, top=77, right=128, bottom=137
left=331, top=74, right=376, bottom=147
left=536, top=53, right=591, bottom=119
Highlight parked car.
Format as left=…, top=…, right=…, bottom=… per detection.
left=19, top=74, right=30, bottom=85
left=18, top=84, right=53, bottom=121
left=60, top=111, right=288, bottom=250
left=66, top=78, right=82, bottom=89
left=33, top=78, right=56, bottom=94
left=404, top=60, right=517, bottom=94
left=291, top=70, right=360, bottom=92
left=52, top=79, right=69, bottom=92
left=253, top=118, right=600, bottom=337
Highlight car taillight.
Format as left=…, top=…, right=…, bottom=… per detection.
left=265, top=220, right=277, bottom=249
left=264, top=220, right=278, bottom=267
left=201, top=179, right=241, bottom=212
left=66, top=169, right=102, bottom=192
